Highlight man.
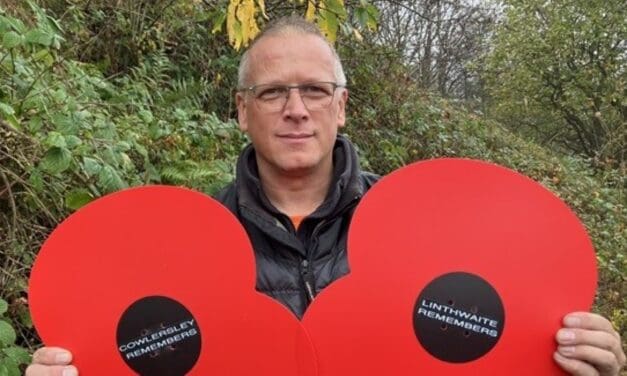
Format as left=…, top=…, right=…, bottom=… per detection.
left=26, top=16, right=625, bottom=376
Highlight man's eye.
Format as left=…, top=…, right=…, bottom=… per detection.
left=301, top=84, right=330, bottom=97
left=257, top=87, right=285, bottom=100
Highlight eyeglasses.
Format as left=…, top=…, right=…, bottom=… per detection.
left=238, top=82, right=344, bottom=113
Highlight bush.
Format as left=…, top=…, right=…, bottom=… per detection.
left=0, top=3, right=246, bottom=362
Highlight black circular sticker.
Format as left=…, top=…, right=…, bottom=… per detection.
left=413, top=272, right=505, bottom=363
left=116, top=296, right=201, bottom=375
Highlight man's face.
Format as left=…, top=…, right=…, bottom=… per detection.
left=236, top=33, right=348, bottom=177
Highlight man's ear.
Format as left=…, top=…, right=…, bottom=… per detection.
left=337, top=88, right=348, bottom=128
left=236, top=92, right=248, bottom=132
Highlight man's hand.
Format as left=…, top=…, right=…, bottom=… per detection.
left=25, top=347, right=77, bottom=376
left=554, top=312, right=626, bottom=375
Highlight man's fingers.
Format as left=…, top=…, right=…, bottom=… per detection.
left=25, top=364, right=78, bottom=376
left=556, top=328, right=621, bottom=353
left=563, top=313, right=617, bottom=336
left=558, top=312, right=626, bottom=374
left=31, top=347, right=73, bottom=365
left=557, top=345, right=620, bottom=376
left=554, top=352, right=599, bottom=376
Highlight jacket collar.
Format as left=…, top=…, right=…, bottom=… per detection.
left=235, top=134, right=365, bottom=223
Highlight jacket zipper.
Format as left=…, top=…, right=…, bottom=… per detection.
left=302, top=218, right=329, bottom=303
left=299, top=196, right=362, bottom=305
left=301, top=259, right=315, bottom=302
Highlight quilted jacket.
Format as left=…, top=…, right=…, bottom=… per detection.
left=215, top=135, right=379, bottom=318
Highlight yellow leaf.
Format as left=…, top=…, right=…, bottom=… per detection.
left=227, top=0, right=241, bottom=47
left=317, top=2, right=339, bottom=43
left=305, top=0, right=317, bottom=21
left=352, top=27, right=363, bottom=42
left=236, top=0, right=260, bottom=48
left=233, top=21, right=243, bottom=50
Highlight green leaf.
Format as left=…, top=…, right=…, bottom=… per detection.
left=40, top=147, right=72, bottom=174
left=98, top=165, right=126, bottom=192
left=0, top=299, right=7, bottom=315
left=0, top=17, right=11, bottom=34
left=28, top=117, right=43, bottom=132
left=51, top=113, right=78, bottom=135
left=318, top=9, right=339, bottom=42
left=355, top=7, right=368, bottom=28
left=45, top=14, right=63, bottom=34
left=65, top=189, right=93, bottom=210
left=211, top=10, right=227, bottom=34
left=116, top=141, right=131, bottom=151
left=3, top=114, right=20, bottom=130
left=0, top=102, right=14, bottom=116
left=1, top=15, right=26, bottom=34
left=1, top=31, right=21, bottom=49
left=51, top=88, right=67, bottom=103
left=365, top=4, right=379, bottom=30
left=82, top=157, right=102, bottom=177
left=138, top=109, right=154, bottom=123
left=2, top=347, right=30, bottom=366
left=28, top=169, right=44, bottom=192
left=118, top=152, right=133, bottom=170
left=0, top=357, right=20, bottom=376
left=325, top=0, right=347, bottom=17
left=65, top=135, right=82, bottom=148
left=33, top=48, right=54, bottom=65
left=44, top=131, right=66, bottom=148
left=0, top=320, right=16, bottom=346
left=133, top=142, right=148, bottom=158
left=24, top=29, right=52, bottom=46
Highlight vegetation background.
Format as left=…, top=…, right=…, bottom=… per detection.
left=0, top=0, right=624, bottom=373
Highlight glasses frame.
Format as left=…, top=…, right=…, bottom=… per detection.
left=238, top=81, right=346, bottom=113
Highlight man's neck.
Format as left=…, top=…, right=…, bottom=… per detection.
left=257, top=161, right=333, bottom=218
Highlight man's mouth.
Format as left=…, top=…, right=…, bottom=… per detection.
left=277, top=133, right=314, bottom=139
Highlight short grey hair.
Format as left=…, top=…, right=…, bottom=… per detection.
left=237, top=15, right=347, bottom=88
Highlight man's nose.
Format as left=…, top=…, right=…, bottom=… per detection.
left=282, top=88, right=309, bottom=118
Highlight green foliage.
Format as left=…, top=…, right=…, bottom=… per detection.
left=0, top=298, right=30, bottom=375
left=343, top=40, right=625, bottom=337
left=482, top=0, right=626, bottom=163
left=1, top=1, right=246, bottom=352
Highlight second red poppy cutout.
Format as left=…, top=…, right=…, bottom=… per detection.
left=302, top=158, right=597, bottom=375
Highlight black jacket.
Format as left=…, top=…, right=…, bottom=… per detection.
left=215, top=135, right=379, bottom=319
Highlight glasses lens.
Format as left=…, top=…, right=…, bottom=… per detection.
left=253, top=85, right=288, bottom=112
left=251, top=82, right=337, bottom=112
left=300, top=83, right=335, bottom=110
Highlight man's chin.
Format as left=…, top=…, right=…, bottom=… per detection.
left=275, top=159, right=322, bottom=177
left=279, top=163, right=316, bottom=176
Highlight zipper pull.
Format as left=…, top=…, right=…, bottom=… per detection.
left=301, top=259, right=315, bottom=301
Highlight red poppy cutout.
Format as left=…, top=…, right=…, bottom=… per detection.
left=302, top=159, right=597, bottom=375
left=29, top=186, right=317, bottom=376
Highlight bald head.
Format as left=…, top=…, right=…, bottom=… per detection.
left=237, top=16, right=347, bottom=88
